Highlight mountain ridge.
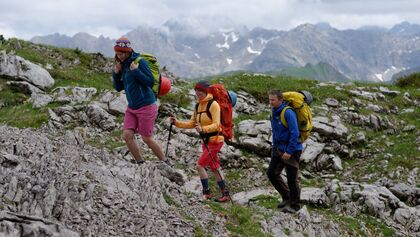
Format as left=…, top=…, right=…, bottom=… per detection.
left=30, top=21, right=420, bottom=81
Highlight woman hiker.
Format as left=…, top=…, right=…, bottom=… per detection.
left=112, top=37, right=169, bottom=165
left=169, top=81, right=231, bottom=202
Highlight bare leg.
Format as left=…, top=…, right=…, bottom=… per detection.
left=196, top=164, right=208, bottom=179
left=123, top=129, right=143, bottom=161
left=212, top=168, right=224, bottom=182
left=142, top=135, right=165, bottom=161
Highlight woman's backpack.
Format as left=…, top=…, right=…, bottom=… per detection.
left=195, top=84, right=236, bottom=141
left=134, top=53, right=171, bottom=97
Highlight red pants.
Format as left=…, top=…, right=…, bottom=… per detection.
left=197, top=142, right=224, bottom=170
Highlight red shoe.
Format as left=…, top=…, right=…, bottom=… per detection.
left=203, top=189, right=213, bottom=200
left=215, top=194, right=231, bottom=202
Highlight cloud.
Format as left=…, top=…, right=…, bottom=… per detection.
left=1, top=0, right=420, bottom=39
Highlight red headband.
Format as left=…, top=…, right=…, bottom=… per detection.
left=194, top=81, right=210, bottom=92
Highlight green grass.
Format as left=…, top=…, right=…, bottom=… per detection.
left=0, top=103, right=49, bottom=128
left=386, top=133, right=419, bottom=169
left=209, top=73, right=315, bottom=102
left=233, top=111, right=270, bottom=124
left=194, top=227, right=212, bottom=237
left=86, top=129, right=125, bottom=150
left=0, top=80, right=28, bottom=107
left=159, top=90, right=191, bottom=108
left=395, top=72, right=420, bottom=88
left=203, top=73, right=355, bottom=110
left=163, top=192, right=180, bottom=207
left=1, top=38, right=114, bottom=91
left=318, top=208, right=396, bottom=237
left=51, top=67, right=113, bottom=90
left=206, top=202, right=271, bottom=237
left=301, top=176, right=326, bottom=188
left=251, top=195, right=279, bottom=210
left=363, top=128, right=418, bottom=170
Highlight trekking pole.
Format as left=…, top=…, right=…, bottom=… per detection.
left=165, top=123, right=173, bottom=159
left=199, top=132, right=233, bottom=204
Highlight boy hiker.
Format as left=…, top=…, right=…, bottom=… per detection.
left=169, top=81, right=231, bottom=202
left=267, top=89, right=303, bottom=213
left=112, top=37, right=169, bottom=165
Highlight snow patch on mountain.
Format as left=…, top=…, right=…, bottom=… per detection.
left=247, top=46, right=261, bottom=55
left=216, top=42, right=229, bottom=49
left=216, top=32, right=239, bottom=50
left=375, top=66, right=405, bottom=81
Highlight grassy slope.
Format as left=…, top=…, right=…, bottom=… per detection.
left=280, top=62, right=350, bottom=82
left=1, top=38, right=418, bottom=236
left=0, top=38, right=113, bottom=128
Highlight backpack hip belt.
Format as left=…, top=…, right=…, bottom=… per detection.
left=201, top=131, right=219, bottom=144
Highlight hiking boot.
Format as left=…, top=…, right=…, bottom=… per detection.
left=131, top=159, right=145, bottom=165
left=281, top=206, right=297, bottom=214
left=202, top=189, right=213, bottom=200
left=291, top=203, right=301, bottom=212
left=215, top=194, right=231, bottom=203
left=277, top=199, right=290, bottom=209
left=215, top=189, right=231, bottom=203
left=281, top=203, right=301, bottom=213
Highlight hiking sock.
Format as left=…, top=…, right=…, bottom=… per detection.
left=200, top=179, right=209, bottom=191
left=217, top=180, right=226, bottom=191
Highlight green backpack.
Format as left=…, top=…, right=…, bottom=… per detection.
left=133, top=53, right=161, bottom=97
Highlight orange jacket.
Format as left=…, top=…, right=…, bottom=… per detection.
left=175, top=93, right=224, bottom=143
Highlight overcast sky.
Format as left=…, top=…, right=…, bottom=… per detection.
left=1, top=0, right=420, bottom=40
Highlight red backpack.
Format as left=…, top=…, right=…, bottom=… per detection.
left=195, top=84, right=233, bottom=141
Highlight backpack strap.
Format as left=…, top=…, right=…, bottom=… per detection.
left=133, top=56, right=141, bottom=64
left=280, top=106, right=293, bottom=128
left=195, top=99, right=215, bottom=123
left=205, top=99, right=214, bottom=120
left=195, top=99, right=217, bottom=144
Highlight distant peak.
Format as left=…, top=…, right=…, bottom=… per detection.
left=389, top=21, right=420, bottom=36
left=293, top=23, right=332, bottom=32
left=315, top=22, right=332, bottom=30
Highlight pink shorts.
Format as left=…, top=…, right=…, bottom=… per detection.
left=123, top=104, right=158, bottom=137
left=197, top=142, right=224, bottom=170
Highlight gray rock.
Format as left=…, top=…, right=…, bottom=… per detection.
left=0, top=211, right=79, bottom=237
left=312, top=116, right=348, bottom=139
left=324, top=98, right=339, bottom=107
left=301, top=139, right=325, bottom=164
left=379, top=86, right=400, bottom=96
left=389, top=183, right=416, bottom=204
left=108, top=92, right=127, bottom=115
left=232, top=188, right=275, bottom=205
left=0, top=50, right=55, bottom=89
left=52, top=86, right=97, bottom=104
left=402, top=125, right=416, bottom=132
left=235, top=91, right=266, bottom=115
left=301, top=188, right=330, bottom=206
left=31, top=93, right=53, bottom=108
left=85, top=103, right=117, bottom=131
left=366, top=103, right=382, bottom=112
left=6, top=81, right=43, bottom=95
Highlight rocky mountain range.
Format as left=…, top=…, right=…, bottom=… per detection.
left=31, top=21, right=420, bottom=81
